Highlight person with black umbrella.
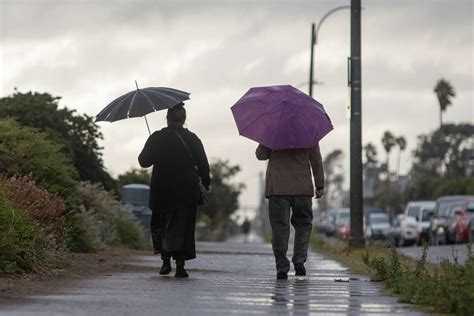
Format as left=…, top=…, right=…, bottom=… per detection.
left=138, top=104, right=211, bottom=278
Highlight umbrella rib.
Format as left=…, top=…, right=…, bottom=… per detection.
left=128, top=90, right=139, bottom=117
left=138, top=89, right=158, bottom=113
left=272, top=110, right=284, bottom=149
left=145, top=89, right=176, bottom=107
left=238, top=112, right=269, bottom=135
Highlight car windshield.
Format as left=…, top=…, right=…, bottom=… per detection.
left=337, top=213, right=350, bottom=224
left=449, top=203, right=464, bottom=215
left=371, top=216, right=389, bottom=224
left=407, top=206, right=420, bottom=218
left=467, top=202, right=474, bottom=213
left=422, top=208, right=434, bottom=221
left=438, top=201, right=453, bottom=216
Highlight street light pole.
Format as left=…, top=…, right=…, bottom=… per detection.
left=309, top=23, right=315, bottom=97
left=308, top=5, right=351, bottom=97
left=349, top=0, right=364, bottom=247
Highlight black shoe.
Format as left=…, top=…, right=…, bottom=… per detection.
left=276, top=272, right=288, bottom=280
left=295, top=264, right=306, bottom=276
left=159, top=259, right=172, bottom=275
left=175, top=266, right=189, bottom=278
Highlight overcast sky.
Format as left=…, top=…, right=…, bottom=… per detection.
left=1, top=0, right=473, bottom=211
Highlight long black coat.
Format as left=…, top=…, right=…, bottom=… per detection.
left=138, top=125, right=211, bottom=210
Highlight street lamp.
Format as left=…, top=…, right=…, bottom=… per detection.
left=309, top=5, right=351, bottom=97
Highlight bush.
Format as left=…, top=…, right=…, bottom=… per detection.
left=114, top=214, right=147, bottom=250
left=0, top=195, right=50, bottom=276
left=1, top=175, right=68, bottom=246
left=74, top=182, right=149, bottom=250
left=64, top=210, right=100, bottom=253
left=76, top=182, right=121, bottom=245
left=0, top=118, right=78, bottom=205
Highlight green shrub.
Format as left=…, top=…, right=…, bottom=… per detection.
left=74, top=182, right=149, bottom=250
left=0, top=196, right=50, bottom=276
left=0, top=118, right=78, bottom=205
left=64, top=210, right=99, bottom=253
left=114, top=214, right=148, bottom=250
left=1, top=175, right=68, bottom=247
left=76, top=182, right=120, bottom=245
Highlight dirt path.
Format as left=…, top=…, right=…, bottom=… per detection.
left=0, top=249, right=152, bottom=304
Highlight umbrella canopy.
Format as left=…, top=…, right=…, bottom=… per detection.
left=95, top=85, right=190, bottom=123
left=231, top=85, right=333, bottom=150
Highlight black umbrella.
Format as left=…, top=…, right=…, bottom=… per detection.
left=95, top=81, right=190, bottom=134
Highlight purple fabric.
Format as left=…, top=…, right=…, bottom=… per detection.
left=231, top=85, right=333, bottom=150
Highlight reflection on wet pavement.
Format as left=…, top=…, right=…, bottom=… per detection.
left=1, top=241, right=424, bottom=315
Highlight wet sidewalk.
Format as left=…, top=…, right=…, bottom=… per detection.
left=2, top=239, right=423, bottom=315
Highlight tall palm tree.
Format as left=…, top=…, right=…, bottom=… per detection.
left=381, top=131, right=396, bottom=181
left=363, top=142, right=378, bottom=167
left=395, top=136, right=407, bottom=179
left=434, top=79, right=456, bottom=127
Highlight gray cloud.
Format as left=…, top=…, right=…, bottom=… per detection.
left=1, top=0, right=472, bottom=208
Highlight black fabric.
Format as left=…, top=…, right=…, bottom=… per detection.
left=151, top=204, right=197, bottom=261
left=138, top=125, right=211, bottom=210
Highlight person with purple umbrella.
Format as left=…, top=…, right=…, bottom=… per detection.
left=256, top=144, right=324, bottom=279
left=231, top=85, right=331, bottom=280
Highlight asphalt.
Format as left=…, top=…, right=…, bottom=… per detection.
left=399, top=243, right=471, bottom=265
left=1, top=237, right=424, bottom=315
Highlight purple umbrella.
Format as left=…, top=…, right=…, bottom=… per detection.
left=231, top=85, right=333, bottom=150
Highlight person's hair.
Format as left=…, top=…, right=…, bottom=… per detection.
left=166, top=103, right=186, bottom=125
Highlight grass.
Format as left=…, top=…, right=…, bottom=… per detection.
left=310, top=233, right=474, bottom=315
left=0, top=196, right=51, bottom=276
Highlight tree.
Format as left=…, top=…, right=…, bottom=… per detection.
left=116, top=168, right=151, bottom=192
left=395, top=136, right=407, bottom=179
left=381, top=131, right=396, bottom=180
left=412, top=124, right=474, bottom=179
left=434, top=79, right=456, bottom=127
left=363, top=142, right=378, bottom=168
left=0, top=90, right=116, bottom=193
left=409, top=124, right=474, bottom=199
left=199, top=159, right=245, bottom=230
left=319, top=149, right=344, bottom=210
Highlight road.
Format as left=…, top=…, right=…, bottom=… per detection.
left=399, top=243, right=471, bottom=265
left=1, top=239, right=424, bottom=315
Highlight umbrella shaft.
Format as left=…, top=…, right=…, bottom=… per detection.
left=144, top=115, right=151, bottom=135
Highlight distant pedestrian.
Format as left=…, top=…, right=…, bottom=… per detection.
left=256, top=144, right=324, bottom=279
left=139, top=104, right=211, bottom=278
left=242, top=218, right=251, bottom=243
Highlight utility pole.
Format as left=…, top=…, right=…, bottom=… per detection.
left=349, top=0, right=364, bottom=247
left=309, top=23, right=315, bottom=97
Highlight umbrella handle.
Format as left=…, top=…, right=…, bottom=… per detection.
left=144, top=115, right=151, bottom=135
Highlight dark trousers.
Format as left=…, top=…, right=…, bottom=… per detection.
left=268, top=196, right=313, bottom=274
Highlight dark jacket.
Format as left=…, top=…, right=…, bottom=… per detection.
left=138, top=125, right=211, bottom=210
left=256, top=144, right=324, bottom=197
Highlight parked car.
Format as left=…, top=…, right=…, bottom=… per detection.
left=390, top=214, right=417, bottom=247
left=366, top=213, right=390, bottom=240
left=324, top=209, right=339, bottom=236
left=324, top=208, right=348, bottom=237
left=401, top=201, right=435, bottom=246
left=416, top=205, right=435, bottom=245
left=448, top=197, right=474, bottom=243
left=334, top=208, right=350, bottom=240
left=430, top=195, right=474, bottom=245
